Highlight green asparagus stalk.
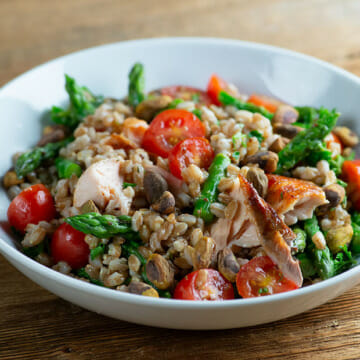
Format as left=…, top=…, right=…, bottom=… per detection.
left=65, top=212, right=138, bottom=239
left=218, top=91, right=274, bottom=120
left=304, top=215, right=335, bottom=280
left=15, top=136, right=73, bottom=178
left=128, top=63, right=145, bottom=108
left=51, top=75, right=103, bottom=129
left=277, top=108, right=339, bottom=173
left=55, top=157, right=82, bottom=179
left=296, top=252, right=317, bottom=279
left=292, top=228, right=307, bottom=254
left=193, top=153, right=231, bottom=223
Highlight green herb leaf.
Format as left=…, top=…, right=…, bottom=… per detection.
left=90, top=243, right=106, bottom=260
left=123, top=182, right=136, bottom=188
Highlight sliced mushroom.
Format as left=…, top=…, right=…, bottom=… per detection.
left=273, top=105, right=299, bottom=125
left=3, top=170, right=24, bottom=188
left=128, top=281, right=159, bottom=297
left=273, top=124, right=302, bottom=139
left=37, top=125, right=66, bottom=146
left=73, top=159, right=132, bottom=214
left=151, top=191, right=175, bottom=214
left=244, top=151, right=279, bottom=173
left=143, top=168, right=168, bottom=204
left=217, top=248, right=240, bottom=282
left=333, top=126, right=359, bottom=147
left=145, top=254, right=174, bottom=290
left=135, top=95, right=173, bottom=122
left=245, top=167, right=268, bottom=198
left=324, top=184, right=345, bottom=208
left=193, top=236, right=216, bottom=270
left=269, top=137, right=290, bottom=153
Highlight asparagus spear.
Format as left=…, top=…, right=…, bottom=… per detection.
left=15, top=136, right=73, bottom=178
left=51, top=75, right=103, bottom=129
left=296, top=252, right=317, bottom=279
left=193, top=153, right=230, bottom=223
left=65, top=212, right=138, bottom=239
left=304, top=215, right=335, bottom=280
left=292, top=228, right=307, bottom=254
left=277, top=107, right=339, bottom=173
left=350, top=221, right=360, bottom=254
left=55, top=157, right=82, bottom=179
left=128, top=63, right=145, bottom=108
left=218, top=91, right=274, bottom=120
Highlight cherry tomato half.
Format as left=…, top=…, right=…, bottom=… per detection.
left=142, top=109, right=206, bottom=158
left=342, top=160, right=360, bottom=210
left=174, top=269, right=234, bottom=301
left=207, top=74, right=228, bottom=105
left=7, top=184, right=56, bottom=233
left=161, top=85, right=211, bottom=105
left=325, top=132, right=343, bottom=152
left=236, top=256, right=299, bottom=298
left=168, top=137, right=214, bottom=179
left=51, top=223, right=89, bottom=269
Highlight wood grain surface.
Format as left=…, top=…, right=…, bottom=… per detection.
left=2, top=0, right=360, bottom=359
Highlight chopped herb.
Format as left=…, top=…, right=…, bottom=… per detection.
left=192, top=108, right=202, bottom=119
left=90, top=243, right=106, bottom=260
left=76, top=268, right=104, bottom=286
left=280, top=191, right=284, bottom=200
left=232, top=131, right=247, bottom=148
left=258, top=287, right=269, bottom=294
left=248, top=130, right=264, bottom=144
left=337, top=179, right=347, bottom=187
left=232, top=151, right=241, bottom=162
left=123, top=182, right=136, bottom=188
left=167, top=98, right=184, bottom=109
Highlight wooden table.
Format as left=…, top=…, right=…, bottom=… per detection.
left=2, top=1, right=360, bottom=358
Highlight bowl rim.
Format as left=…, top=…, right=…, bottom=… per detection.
left=1, top=36, right=360, bottom=309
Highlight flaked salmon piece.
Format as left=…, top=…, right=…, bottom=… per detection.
left=211, top=174, right=302, bottom=287
left=73, top=159, right=131, bottom=214
left=105, top=118, right=149, bottom=150
left=121, top=118, right=149, bottom=147
left=266, top=175, right=327, bottom=226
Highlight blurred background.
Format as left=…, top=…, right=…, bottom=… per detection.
left=2, top=0, right=360, bottom=86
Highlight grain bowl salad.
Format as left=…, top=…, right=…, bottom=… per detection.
left=4, top=63, right=360, bottom=300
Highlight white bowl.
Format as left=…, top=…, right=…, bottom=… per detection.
left=1, top=38, right=360, bottom=330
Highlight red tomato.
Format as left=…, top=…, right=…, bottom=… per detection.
left=142, top=109, right=206, bottom=158
left=168, top=137, right=214, bottom=179
left=325, top=132, right=343, bottom=152
left=247, top=94, right=278, bottom=113
left=174, top=269, right=234, bottom=301
left=342, top=160, right=360, bottom=210
left=161, top=85, right=211, bottom=105
left=51, top=223, right=89, bottom=269
left=7, top=184, right=56, bottom=233
left=236, top=256, right=299, bottom=298
left=207, top=74, right=228, bottom=105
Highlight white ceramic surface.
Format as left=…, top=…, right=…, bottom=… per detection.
left=1, top=38, right=360, bottom=330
